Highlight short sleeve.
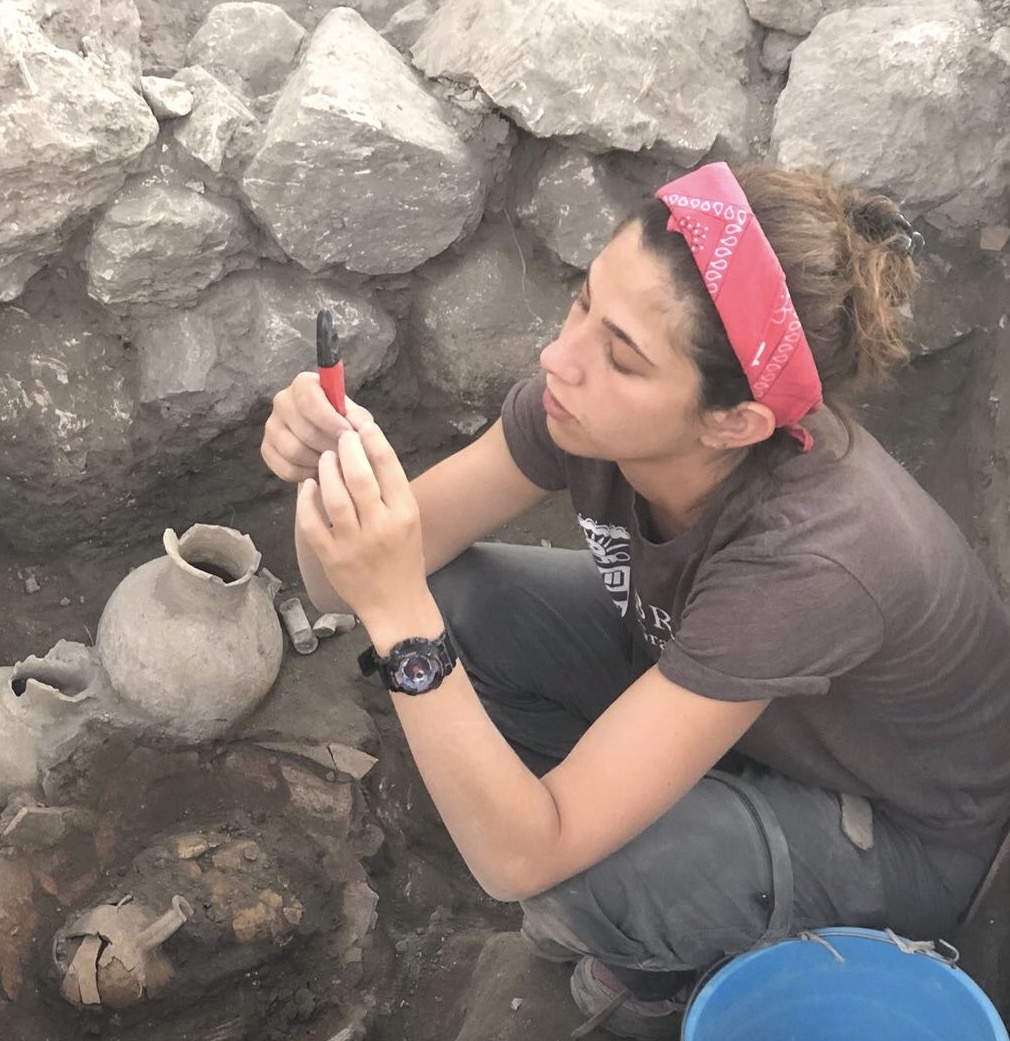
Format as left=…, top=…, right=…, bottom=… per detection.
left=500, top=373, right=568, bottom=492
left=658, top=551, right=885, bottom=701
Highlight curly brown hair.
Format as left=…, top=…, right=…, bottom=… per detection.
left=628, top=165, right=920, bottom=482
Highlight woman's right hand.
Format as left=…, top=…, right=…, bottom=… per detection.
left=261, top=371, right=374, bottom=483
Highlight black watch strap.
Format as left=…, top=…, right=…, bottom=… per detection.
left=357, top=630, right=458, bottom=695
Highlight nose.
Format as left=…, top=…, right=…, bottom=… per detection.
left=540, top=325, right=584, bottom=386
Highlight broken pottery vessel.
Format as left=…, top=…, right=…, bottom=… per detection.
left=54, top=894, right=194, bottom=1009
left=0, top=641, right=115, bottom=797
left=0, top=525, right=283, bottom=797
left=96, top=524, right=284, bottom=744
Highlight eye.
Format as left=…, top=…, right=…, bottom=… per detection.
left=605, top=345, right=634, bottom=376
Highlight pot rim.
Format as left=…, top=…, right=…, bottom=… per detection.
left=163, top=524, right=262, bottom=587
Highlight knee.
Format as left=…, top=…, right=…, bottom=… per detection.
left=427, top=546, right=491, bottom=645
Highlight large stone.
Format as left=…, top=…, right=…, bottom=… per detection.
left=772, top=5, right=1009, bottom=234
left=186, top=2, right=307, bottom=98
left=140, top=74, right=194, bottom=118
left=412, top=0, right=756, bottom=164
left=409, top=220, right=577, bottom=409
left=0, top=4, right=159, bottom=301
left=760, top=29, right=802, bottom=74
left=744, top=0, right=981, bottom=36
left=380, top=0, right=433, bottom=51
left=513, top=143, right=643, bottom=270
left=134, top=0, right=402, bottom=74
left=171, top=65, right=261, bottom=174
left=0, top=309, right=136, bottom=551
left=450, top=932, right=589, bottom=1041
left=243, top=8, right=492, bottom=274
left=134, top=265, right=397, bottom=435
left=86, top=183, right=260, bottom=312
left=15, top=0, right=143, bottom=85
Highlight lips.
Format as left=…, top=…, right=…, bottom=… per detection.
left=542, top=384, right=573, bottom=421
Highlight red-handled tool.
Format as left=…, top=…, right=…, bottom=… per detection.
left=316, top=309, right=346, bottom=416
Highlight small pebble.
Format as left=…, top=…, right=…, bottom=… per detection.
left=243, top=846, right=260, bottom=862
left=24, top=576, right=40, bottom=594
left=510, top=998, right=523, bottom=1012
left=59, top=596, right=71, bottom=606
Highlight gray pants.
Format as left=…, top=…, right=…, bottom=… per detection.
left=428, top=544, right=994, bottom=1000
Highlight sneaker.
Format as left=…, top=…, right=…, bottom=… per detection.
left=569, top=956, right=684, bottom=1040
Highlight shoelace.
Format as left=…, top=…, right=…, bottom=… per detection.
left=571, top=987, right=630, bottom=1039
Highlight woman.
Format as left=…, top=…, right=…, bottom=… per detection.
left=261, top=163, right=1010, bottom=1039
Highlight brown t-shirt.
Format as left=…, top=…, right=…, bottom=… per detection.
left=502, top=374, right=1010, bottom=848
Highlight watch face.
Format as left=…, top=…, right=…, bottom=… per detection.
left=394, top=652, right=440, bottom=694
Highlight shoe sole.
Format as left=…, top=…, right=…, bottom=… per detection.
left=569, top=957, right=681, bottom=1040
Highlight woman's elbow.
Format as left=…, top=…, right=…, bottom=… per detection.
left=473, top=863, right=555, bottom=904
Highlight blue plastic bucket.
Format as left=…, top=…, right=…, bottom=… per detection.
left=681, top=927, right=1008, bottom=1041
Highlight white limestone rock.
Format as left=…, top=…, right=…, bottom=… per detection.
left=760, top=30, right=802, bottom=74
left=171, top=65, right=261, bottom=174
left=186, top=2, right=306, bottom=98
left=15, top=0, right=143, bottom=85
left=513, top=144, right=643, bottom=270
left=411, top=0, right=756, bottom=164
left=242, top=8, right=492, bottom=275
left=0, top=308, right=136, bottom=551
left=772, top=5, right=1009, bottom=234
left=744, top=0, right=981, bottom=36
left=380, top=0, right=432, bottom=51
left=135, top=266, right=397, bottom=430
left=990, top=26, right=1010, bottom=66
left=141, top=74, right=194, bottom=118
left=0, top=4, right=159, bottom=301
left=86, top=183, right=260, bottom=312
left=409, top=221, right=578, bottom=409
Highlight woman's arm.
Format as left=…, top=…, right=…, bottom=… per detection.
left=377, top=593, right=766, bottom=901
left=296, top=419, right=766, bottom=902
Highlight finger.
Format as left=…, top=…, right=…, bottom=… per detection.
left=290, top=372, right=354, bottom=444
left=356, top=421, right=413, bottom=510
left=336, top=430, right=384, bottom=525
left=263, top=415, right=326, bottom=470
left=260, top=438, right=316, bottom=483
left=316, top=449, right=360, bottom=532
left=295, top=478, right=335, bottom=555
left=342, top=396, right=375, bottom=431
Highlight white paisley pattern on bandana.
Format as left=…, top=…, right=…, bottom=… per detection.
left=577, top=515, right=632, bottom=617
left=656, top=190, right=751, bottom=303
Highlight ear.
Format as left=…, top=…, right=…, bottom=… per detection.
left=699, top=401, right=777, bottom=450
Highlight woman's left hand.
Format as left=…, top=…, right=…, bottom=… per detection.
left=295, top=421, right=427, bottom=627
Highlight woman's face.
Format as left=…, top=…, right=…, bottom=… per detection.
left=539, top=222, right=707, bottom=465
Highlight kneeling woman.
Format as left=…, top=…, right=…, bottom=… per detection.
left=261, top=163, right=1010, bottom=1038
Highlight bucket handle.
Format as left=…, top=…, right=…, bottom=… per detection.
left=884, top=928, right=960, bottom=966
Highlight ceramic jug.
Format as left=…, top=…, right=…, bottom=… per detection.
left=95, top=523, right=283, bottom=744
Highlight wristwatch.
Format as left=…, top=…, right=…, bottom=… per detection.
left=357, top=631, right=458, bottom=695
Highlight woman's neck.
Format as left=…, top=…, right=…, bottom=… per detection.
left=619, top=448, right=744, bottom=539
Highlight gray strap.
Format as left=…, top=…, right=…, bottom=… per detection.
left=709, top=770, right=795, bottom=942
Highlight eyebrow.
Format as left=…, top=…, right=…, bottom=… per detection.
left=585, top=263, right=656, bottom=367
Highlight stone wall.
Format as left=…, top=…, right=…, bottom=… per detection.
left=0, top=0, right=1007, bottom=554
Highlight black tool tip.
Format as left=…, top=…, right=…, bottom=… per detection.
left=316, top=309, right=341, bottom=367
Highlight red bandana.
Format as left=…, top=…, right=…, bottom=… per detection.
left=655, top=163, right=823, bottom=451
